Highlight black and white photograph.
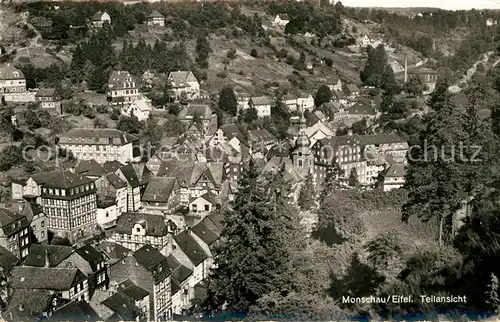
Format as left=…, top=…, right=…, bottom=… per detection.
left=0, top=0, right=499, bottom=320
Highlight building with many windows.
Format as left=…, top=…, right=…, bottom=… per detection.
left=107, top=70, right=140, bottom=105
left=58, top=128, right=140, bottom=164
left=0, top=63, right=26, bottom=94
left=39, top=171, right=98, bottom=242
left=0, top=208, right=31, bottom=259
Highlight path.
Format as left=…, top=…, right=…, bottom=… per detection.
left=449, top=51, right=494, bottom=93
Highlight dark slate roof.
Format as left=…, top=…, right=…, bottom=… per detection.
left=142, top=177, right=177, bottom=203
left=33, top=170, right=95, bottom=189
left=0, top=63, right=24, bottom=80
left=382, top=163, right=406, bottom=178
left=346, top=102, right=377, bottom=115
left=35, top=88, right=56, bottom=98
left=191, top=218, right=221, bottom=248
left=106, top=173, right=127, bottom=189
left=196, top=191, right=220, bottom=206
left=0, top=208, right=25, bottom=228
left=118, top=279, right=149, bottom=301
left=98, top=241, right=130, bottom=261
left=5, top=289, right=53, bottom=320
left=115, top=212, right=169, bottom=237
left=248, top=129, right=276, bottom=143
left=51, top=301, right=100, bottom=322
left=102, top=292, right=139, bottom=320
left=74, top=160, right=105, bottom=177
left=108, top=70, right=137, bottom=89
left=317, top=134, right=362, bottom=149
left=174, top=231, right=208, bottom=266
left=118, top=164, right=140, bottom=187
left=19, top=202, right=43, bottom=222
left=76, top=244, right=105, bottom=268
left=24, top=244, right=74, bottom=267
left=178, top=104, right=213, bottom=121
left=132, top=245, right=171, bottom=283
left=10, top=266, right=81, bottom=291
left=102, top=160, right=124, bottom=174
left=219, top=124, right=246, bottom=143
left=0, top=245, right=19, bottom=273
left=207, top=210, right=225, bottom=231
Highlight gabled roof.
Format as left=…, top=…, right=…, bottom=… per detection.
left=178, top=104, right=213, bottom=121
left=5, top=289, right=53, bottom=320
left=142, top=177, right=178, bottom=203
left=346, top=102, right=377, bottom=116
left=382, top=163, right=406, bottom=178
left=106, top=173, right=127, bottom=189
left=345, top=83, right=360, bottom=93
left=219, top=124, right=246, bottom=143
left=148, top=10, right=164, bottom=19
left=51, top=301, right=100, bottom=321
left=317, top=134, right=362, bottom=149
left=98, top=241, right=130, bottom=262
left=191, top=217, right=221, bottom=248
left=118, top=164, right=140, bottom=188
left=108, top=71, right=137, bottom=89
left=118, top=279, right=149, bottom=301
left=132, top=245, right=171, bottom=283
left=277, top=13, right=289, bottom=20
left=35, top=88, right=56, bottom=98
left=76, top=244, right=106, bottom=267
left=168, top=71, right=197, bottom=88
left=74, top=159, right=105, bottom=177
left=192, top=191, right=220, bottom=206
left=0, top=208, right=25, bottom=227
left=115, top=212, right=172, bottom=237
left=32, top=170, right=95, bottom=189
left=10, top=266, right=82, bottom=291
left=248, top=129, right=276, bottom=143
left=102, top=160, right=124, bottom=174
left=131, top=163, right=153, bottom=185
left=24, top=244, right=74, bottom=267
left=207, top=209, right=225, bottom=231
left=102, top=292, right=139, bottom=321
left=158, top=160, right=224, bottom=189
left=173, top=231, right=209, bottom=266
left=249, top=96, right=272, bottom=106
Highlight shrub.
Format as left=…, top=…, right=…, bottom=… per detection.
left=250, top=48, right=258, bottom=57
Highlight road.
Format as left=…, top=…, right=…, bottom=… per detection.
left=449, top=51, right=495, bottom=93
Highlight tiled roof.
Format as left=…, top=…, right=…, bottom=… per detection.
left=132, top=245, right=171, bottom=283
left=0, top=208, right=24, bottom=227
left=250, top=96, right=272, bottom=106
left=106, top=173, right=127, bottom=189
left=191, top=217, right=220, bottom=248
left=118, top=164, right=140, bottom=187
left=178, top=104, right=213, bottom=121
left=59, top=128, right=138, bottom=146
left=108, top=70, right=137, bottom=89
left=207, top=209, right=225, bottom=231
left=345, top=84, right=360, bottom=92
left=102, top=160, right=124, bottom=174
left=0, top=63, right=24, bottom=80
left=158, top=160, right=224, bottom=189
left=36, top=170, right=96, bottom=190
left=118, top=279, right=149, bottom=301
left=20, top=202, right=43, bottom=222
left=74, top=159, right=105, bottom=177
left=174, top=231, right=209, bottom=266
left=5, top=289, right=53, bottom=319
left=346, top=102, right=377, bottom=115
left=115, top=212, right=170, bottom=237
left=10, top=266, right=81, bottom=291
left=142, top=177, right=177, bottom=203
left=51, top=301, right=100, bottom=321
left=382, top=163, right=406, bottom=178
left=98, top=241, right=130, bottom=262
left=168, top=71, right=196, bottom=88
left=219, top=124, right=246, bottom=142
left=24, top=244, right=73, bottom=267
left=102, top=292, right=139, bottom=320
left=76, top=244, right=106, bottom=268
left=248, top=129, right=276, bottom=143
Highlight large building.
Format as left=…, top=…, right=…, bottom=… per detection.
left=167, top=71, right=200, bottom=101
left=39, top=171, right=98, bottom=242
left=107, top=70, right=140, bottom=105
left=58, top=128, right=140, bottom=164
left=0, top=63, right=26, bottom=94
left=0, top=209, right=31, bottom=259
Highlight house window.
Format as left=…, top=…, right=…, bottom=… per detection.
left=204, top=205, right=209, bottom=211
left=136, top=227, right=141, bottom=233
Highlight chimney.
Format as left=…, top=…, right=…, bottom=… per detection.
left=347, top=129, right=353, bottom=136
left=404, top=54, right=408, bottom=83
left=44, top=248, right=50, bottom=268
left=186, top=226, right=191, bottom=236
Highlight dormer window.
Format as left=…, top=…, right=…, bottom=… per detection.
left=13, top=72, right=18, bottom=78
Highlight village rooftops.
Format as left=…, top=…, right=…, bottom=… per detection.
left=35, top=88, right=57, bottom=98
left=92, top=11, right=106, bottom=21
left=0, top=245, right=19, bottom=273
left=34, top=170, right=95, bottom=190
left=102, top=292, right=139, bottom=321
left=191, top=217, right=221, bottom=248
left=168, top=70, right=196, bottom=88
left=118, top=279, right=149, bottom=301
left=59, top=128, right=138, bottom=146
left=359, top=133, right=407, bottom=146
left=74, top=159, right=105, bottom=177
left=249, top=96, right=272, bottom=106
left=0, top=63, right=24, bottom=80
left=5, top=289, right=54, bottom=320
left=0, top=208, right=25, bottom=228
left=115, top=212, right=173, bottom=237
left=382, top=163, right=406, bottom=178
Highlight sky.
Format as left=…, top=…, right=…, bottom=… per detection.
left=340, top=0, right=500, bottom=10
